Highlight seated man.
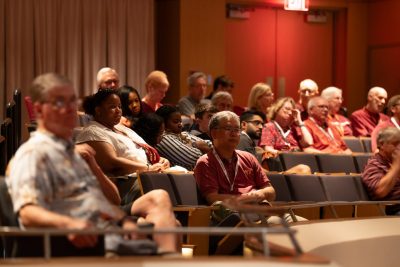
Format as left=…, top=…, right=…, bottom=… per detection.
left=194, top=111, right=276, bottom=206
left=97, top=67, right=120, bottom=91
left=303, top=96, right=352, bottom=154
left=362, top=127, right=400, bottom=215
left=7, top=73, right=178, bottom=255
left=211, top=91, right=233, bottom=112
left=350, top=86, right=389, bottom=137
left=237, top=110, right=266, bottom=156
left=295, top=79, right=319, bottom=120
left=177, top=71, right=207, bottom=118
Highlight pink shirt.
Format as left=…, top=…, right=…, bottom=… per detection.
left=370, top=119, right=396, bottom=152
left=350, top=107, right=389, bottom=137
left=259, top=121, right=302, bottom=151
left=328, top=113, right=353, bottom=136
left=194, top=150, right=270, bottom=199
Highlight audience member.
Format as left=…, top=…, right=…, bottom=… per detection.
left=194, top=111, right=275, bottom=205
left=189, top=103, right=218, bottom=141
left=141, top=71, right=169, bottom=113
left=247, top=83, right=274, bottom=117
left=350, top=86, right=389, bottom=137
left=118, top=85, right=142, bottom=128
left=177, top=72, right=207, bottom=118
left=205, top=75, right=234, bottom=100
left=133, top=113, right=165, bottom=147
left=362, top=127, right=400, bottom=215
left=303, top=96, right=351, bottom=154
left=97, top=67, right=120, bottom=90
left=321, top=86, right=352, bottom=136
left=6, top=73, right=178, bottom=255
left=211, top=91, right=233, bottom=112
left=237, top=110, right=266, bottom=156
left=156, top=105, right=211, bottom=170
left=260, top=97, right=313, bottom=155
left=371, top=95, right=400, bottom=152
left=296, top=79, right=319, bottom=120
left=76, top=89, right=170, bottom=177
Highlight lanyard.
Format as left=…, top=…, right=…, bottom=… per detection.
left=212, top=149, right=239, bottom=192
left=273, top=121, right=291, bottom=147
left=391, top=117, right=400, bottom=129
left=310, top=117, right=335, bottom=140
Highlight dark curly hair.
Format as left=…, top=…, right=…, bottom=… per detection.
left=82, top=89, right=119, bottom=116
left=133, top=113, right=164, bottom=146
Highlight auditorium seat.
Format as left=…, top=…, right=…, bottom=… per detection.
left=265, top=172, right=292, bottom=202
left=353, top=153, right=373, bottom=173
left=1, top=118, right=13, bottom=163
left=360, top=137, right=372, bottom=153
left=279, top=152, right=319, bottom=173
left=316, top=154, right=357, bottom=174
left=0, top=136, right=5, bottom=175
left=342, top=137, right=364, bottom=153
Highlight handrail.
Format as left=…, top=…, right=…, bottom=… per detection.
left=0, top=225, right=299, bottom=259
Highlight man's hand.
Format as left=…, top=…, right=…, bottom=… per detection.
left=65, top=218, right=98, bottom=248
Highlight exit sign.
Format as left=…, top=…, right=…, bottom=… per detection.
left=284, top=0, right=309, bottom=11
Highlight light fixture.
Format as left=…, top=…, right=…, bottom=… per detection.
left=284, top=0, right=309, bottom=11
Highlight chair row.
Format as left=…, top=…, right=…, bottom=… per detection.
left=342, top=136, right=372, bottom=153
left=265, top=152, right=373, bottom=174
left=266, top=172, right=399, bottom=218
left=0, top=89, right=21, bottom=175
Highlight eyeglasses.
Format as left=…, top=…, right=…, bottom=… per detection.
left=43, top=97, right=78, bottom=110
left=216, top=126, right=241, bottom=134
left=104, top=79, right=119, bottom=85
left=246, top=120, right=264, bottom=126
left=315, top=105, right=329, bottom=110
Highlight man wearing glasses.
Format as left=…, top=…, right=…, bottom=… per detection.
left=237, top=110, right=266, bottom=156
left=194, top=111, right=275, bottom=205
left=303, top=96, right=352, bottom=154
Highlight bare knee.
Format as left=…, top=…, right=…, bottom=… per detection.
left=146, top=189, right=173, bottom=209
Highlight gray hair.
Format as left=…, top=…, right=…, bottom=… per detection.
left=187, top=72, right=206, bottom=87
left=30, top=73, right=73, bottom=103
left=208, top=111, right=239, bottom=132
left=376, top=127, right=400, bottom=149
left=211, top=91, right=233, bottom=106
left=321, top=86, right=342, bottom=100
left=96, top=67, right=118, bottom=85
left=307, top=96, right=326, bottom=111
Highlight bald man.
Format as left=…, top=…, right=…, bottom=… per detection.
left=141, top=71, right=169, bottom=113
left=350, top=87, right=389, bottom=137
left=295, top=79, right=319, bottom=120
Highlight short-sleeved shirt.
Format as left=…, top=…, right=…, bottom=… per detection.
left=362, top=153, right=400, bottom=201
left=194, top=150, right=270, bottom=198
left=371, top=119, right=397, bottom=152
left=259, top=121, right=302, bottom=151
left=327, top=113, right=353, bottom=136
left=304, top=118, right=348, bottom=153
left=6, top=131, right=122, bottom=227
left=76, top=121, right=148, bottom=169
left=350, top=107, right=389, bottom=137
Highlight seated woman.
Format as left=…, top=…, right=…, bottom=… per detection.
left=247, top=83, right=274, bottom=118
left=76, top=89, right=170, bottom=177
left=155, top=105, right=212, bottom=170
left=118, top=85, right=143, bottom=128
left=260, top=97, right=313, bottom=159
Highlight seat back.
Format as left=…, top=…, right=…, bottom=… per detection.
left=1, top=118, right=14, bottom=163
left=6, top=102, right=18, bottom=155
left=316, top=154, right=357, bottom=174
left=13, top=89, right=22, bottom=148
left=360, top=137, right=372, bottom=153
left=319, top=174, right=360, bottom=201
left=266, top=172, right=292, bottom=201
left=353, top=174, right=370, bottom=201
left=279, top=152, right=319, bottom=173
left=285, top=174, right=327, bottom=201
left=342, top=137, right=364, bottom=153
left=24, top=96, right=36, bottom=122
left=167, top=173, right=207, bottom=205
left=137, top=172, right=178, bottom=206
left=354, top=153, right=373, bottom=173
left=0, top=136, right=6, bottom=175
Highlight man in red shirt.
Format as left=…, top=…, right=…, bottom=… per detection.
left=362, top=127, right=400, bottom=215
left=194, top=111, right=276, bottom=205
left=295, top=79, right=319, bottom=120
left=350, top=86, right=389, bottom=137
left=303, top=96, right=352, bottom=154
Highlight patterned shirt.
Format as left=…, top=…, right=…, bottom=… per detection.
left=6, top=131, right=122, bottom=227
left=194, top=150, right=270, bottom=198
left=362, top=153, right=400, bottom=201
left=76, top=121, right=148, bottom=175
left=259, top=121, right=302, bottom=151
left=156, top=132, right=206, bottom=170
left=304, top=118, right=348, bottom=153
left=350, top=107, right=389, bottom=137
